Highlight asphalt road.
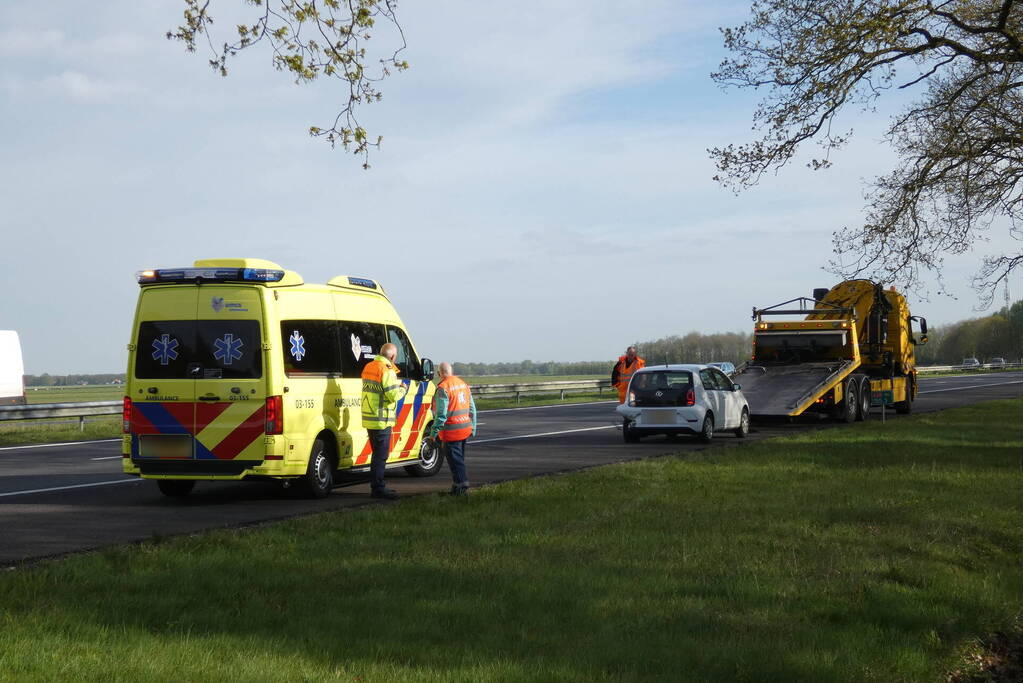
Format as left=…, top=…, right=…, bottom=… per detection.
left=1, top=371, right=1021, bottom=566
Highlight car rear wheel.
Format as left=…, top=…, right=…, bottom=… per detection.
left=733, top=408, right=749, bottom=438
left=623, top=418, right=640, bottom=443
left=157, top=479, right=195, bottom=498
left=698, top=414, right=714, bottom=443
left=300, top=438, right=333, bottom=499
left=405, top=430, right=444, bottom=477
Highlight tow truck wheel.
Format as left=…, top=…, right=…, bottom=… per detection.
left=835, top=380, right=857, bottom=423
left=895, top=376, right=914, bottom=414
left=623, top=419, right=640, bottom=443
left=698, top=414, right=714, bottom=443
left=856, top=376, right=871, bottom=421
left=300, top=438, right=334, bottom=499
left=733, top=408, right=750, bottom=438
left=157, top=480, right=195, bottom=498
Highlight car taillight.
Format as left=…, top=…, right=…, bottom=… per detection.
left=265, top=395, right=283, bottom=434
left=684, top=388, right=695, bottom=406
left=122, top=397, right=132, bottom=433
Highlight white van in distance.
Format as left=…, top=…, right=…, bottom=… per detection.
left=0, top=331, right=26, bottom=405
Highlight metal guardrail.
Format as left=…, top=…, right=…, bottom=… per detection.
left=1, top=379, right=615, bottom=430
left=918, top=362, right=1023, bottom=373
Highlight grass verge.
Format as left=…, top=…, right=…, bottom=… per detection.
left=1, top=399, right=1021, bottom=680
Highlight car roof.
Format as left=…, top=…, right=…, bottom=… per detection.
left=635, top=364, right=714, bottom=373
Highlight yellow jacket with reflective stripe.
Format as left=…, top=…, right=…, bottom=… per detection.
left=361, top=356, right=407, bottom=429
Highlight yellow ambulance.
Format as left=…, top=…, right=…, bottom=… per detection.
left=122, top=258, right=438, bottom=498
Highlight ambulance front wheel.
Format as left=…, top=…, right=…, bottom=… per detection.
left=405, top=430, right=443, bottom=477
left=301, top=438, right=334, bottom=499
left=157, top=479, right=195, bottom=498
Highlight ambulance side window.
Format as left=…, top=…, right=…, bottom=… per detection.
left=281, top=321, right=339, bottom=376
left=337, top=321, right=386, bottom=377
left=386, top=326, right=420, bottom=379
left=196, top=321, right=262, bottom=379
left=135, top=321, right=196, bottom=379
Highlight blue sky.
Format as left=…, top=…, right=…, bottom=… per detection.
left=1, top=1, right=1018, bottom=374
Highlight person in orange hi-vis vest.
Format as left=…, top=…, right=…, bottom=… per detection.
left=427, top=362, right=477, bottom=496
left=611, top=346, right=645, bottom=403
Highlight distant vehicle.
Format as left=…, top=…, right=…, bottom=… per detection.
left=962, top=358, right=981, bottom=369
left=617, top=364, right=750, bottom=443
left=987, top=357, right=1006, bottom=368
left=707, top=361, right=736, bottom=375
left=0, top=330, right=26, bottom=405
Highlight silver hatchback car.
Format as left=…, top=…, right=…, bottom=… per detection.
left=616, top=364, right=750, bottom=443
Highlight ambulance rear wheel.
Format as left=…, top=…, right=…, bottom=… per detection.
left=301, top=438, right=334, bottom=499
left=157, top=480, right=195, bottom=498
left=405, top=431, right=443, bottom=477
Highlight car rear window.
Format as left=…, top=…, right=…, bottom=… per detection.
left=135, top=320, right=263, bottom=380
left=631, top=371, right=694, bottom=407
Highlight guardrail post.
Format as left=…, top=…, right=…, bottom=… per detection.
left=515, top=391, right=520, bottom=404
left=79, top=416, right=85, bottom=431
left=560, top=389, right=565, bottom=400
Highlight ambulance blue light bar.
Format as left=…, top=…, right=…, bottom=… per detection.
left=136, top=268, right=285, bottom=284
left=347, top=277, right=378, bottom=289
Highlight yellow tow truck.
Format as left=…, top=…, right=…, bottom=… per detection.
left=736, top=280, right=928, bottom=421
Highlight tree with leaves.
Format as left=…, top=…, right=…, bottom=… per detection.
left=711, top=0, right=1023, bottom=306
left=168, top=0, right=408, bottom=166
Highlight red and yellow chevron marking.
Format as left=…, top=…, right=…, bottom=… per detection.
left=195, top=402, right=266, bottom=460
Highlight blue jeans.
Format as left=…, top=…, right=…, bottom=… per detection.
left=442, top=439, right=469, bottom=489
left=367, top=427, right=392, bottom=492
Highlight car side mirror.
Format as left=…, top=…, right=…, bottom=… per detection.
left=420, top=358, right=435, bottom=382
left=732, top=383, right=741, bottom=391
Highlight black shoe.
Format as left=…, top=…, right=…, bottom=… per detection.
left=450, top=486, right=469, bottom=496
left=371, top=488, right=399, bottom=500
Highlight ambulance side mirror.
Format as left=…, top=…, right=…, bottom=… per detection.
left=420, top=358, right=435, bottom=382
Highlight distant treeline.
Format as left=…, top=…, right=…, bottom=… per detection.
left=451, top=361, right=609, bottom=377
left=915, top=299, right=1023, bottom=365
left=25, top=373, right=124, bottom=387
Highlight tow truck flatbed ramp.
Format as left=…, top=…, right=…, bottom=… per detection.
left=738, top=360, right=854, bottom=417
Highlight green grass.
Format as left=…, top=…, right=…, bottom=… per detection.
left=1, top=399, right=1021, bottom=681
left=24, top=386, right=122, bottom=404
left=462, top=374, right=604, bottom=385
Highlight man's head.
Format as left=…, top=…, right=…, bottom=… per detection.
left=626, top=345, right=637, bottom=359
left=380, top=342, right=398, bottom=362
left=438, top=362, right=453, bottom=379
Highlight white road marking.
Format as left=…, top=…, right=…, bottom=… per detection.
left=919, top=379, right=1023, bottom=394
left=0, top=439, right=121, bottom=452
left=90, top=456, right=123, bottom=461
left=0, top=478, right=139, bottom=499
left=474, top=425, right=615, bottom=444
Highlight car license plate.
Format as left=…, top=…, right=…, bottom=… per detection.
left=139, top=434, right=192, bottom=459
left=642, top=409, right=677, bottom=425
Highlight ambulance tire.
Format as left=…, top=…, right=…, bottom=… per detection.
left=855, top=375, right=871, bottom=422
left=157, top=479, right=195, bottom=498
left=301, top=438, right=334, bottom=499
left=405, top=430, right=443, bottom=477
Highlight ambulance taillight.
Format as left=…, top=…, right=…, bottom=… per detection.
left=265, top=396, right=284, bottom=435
left=122, top=397, right=132, bottom=433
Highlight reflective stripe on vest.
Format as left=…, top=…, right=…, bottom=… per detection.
left=361, top=357, right=401, bottom=429
left=437, top=376, right=473, bottom=442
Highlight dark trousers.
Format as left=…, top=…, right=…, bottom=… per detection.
left=367, top=427, right=392, bottom=492
left=442, top=439, right=469, bottom=489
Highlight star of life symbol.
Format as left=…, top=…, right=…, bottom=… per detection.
left=151, top=334, right=179, bottom=366
left=213, top=333, right=244, bottom=365
left=289, top=331, right=306, bottom=361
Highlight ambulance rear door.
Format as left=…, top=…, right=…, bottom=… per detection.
left=190, top=286, right=268, bottom=462
left=131, top=286, right=199, bottom=461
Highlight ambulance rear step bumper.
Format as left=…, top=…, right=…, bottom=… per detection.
left=134, top=459, right=261, bottom=476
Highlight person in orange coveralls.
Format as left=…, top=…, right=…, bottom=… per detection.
left=611, top=346, right=645, bottom=403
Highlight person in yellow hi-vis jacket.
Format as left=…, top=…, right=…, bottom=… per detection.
left=361, top=342, right=408, bottom=499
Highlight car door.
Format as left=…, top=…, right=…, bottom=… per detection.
left=698, top=369, right=728, bottom=428
left=385, top=325, right=430, bottom=462
left=711, top=368, right=740, bottom=428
